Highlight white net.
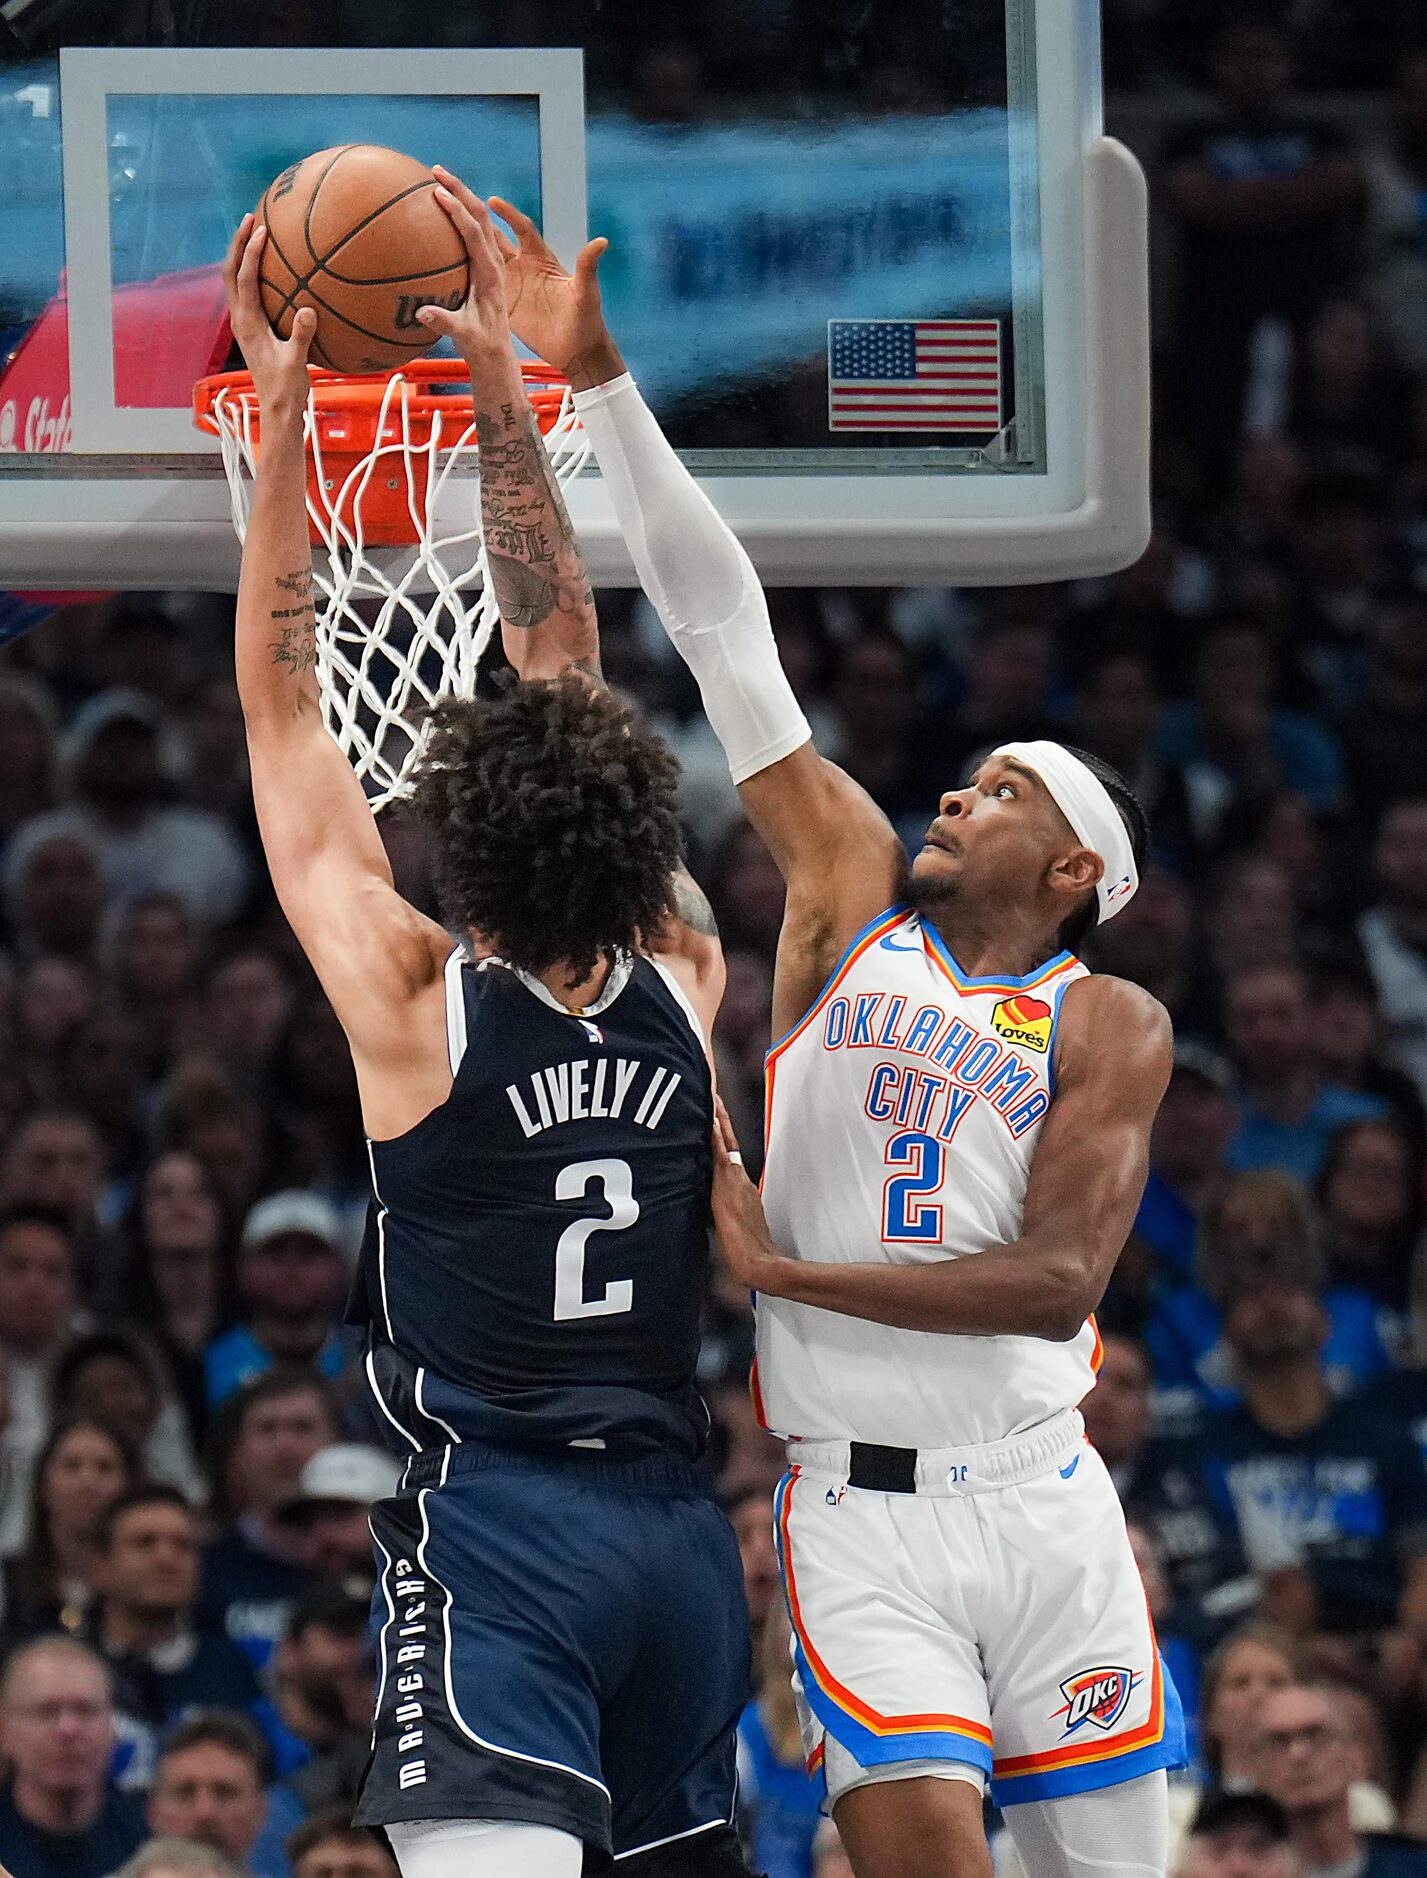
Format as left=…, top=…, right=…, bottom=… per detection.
left=203, top=367, right=591, bottom=811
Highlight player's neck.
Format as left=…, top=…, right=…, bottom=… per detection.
left=534, top=955, right=614, bottom=1013
left=924, top=905, right=1063, bottom=981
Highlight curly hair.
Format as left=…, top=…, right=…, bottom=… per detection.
left=410, top=675, right=684, bottom=985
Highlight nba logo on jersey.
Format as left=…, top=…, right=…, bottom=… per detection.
left=1053, top=1666, right=1139, bottom=1737
left=990, top=994, right=1053, bottom=1054
left=578, top=1019, right=605, bottom=1045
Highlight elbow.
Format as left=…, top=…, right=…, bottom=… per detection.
left=1031, top=1258, right=1098, bottom=1343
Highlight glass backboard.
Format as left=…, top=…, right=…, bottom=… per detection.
left=0, top=0, right=1148, bottom=590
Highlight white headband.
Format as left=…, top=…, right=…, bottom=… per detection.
left=990, top=741, right=1139, bottom=925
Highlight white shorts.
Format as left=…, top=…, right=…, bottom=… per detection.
left=774, top=1415, right=1186, bottom=1808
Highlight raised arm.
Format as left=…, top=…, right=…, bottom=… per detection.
left=224, top=217, right=450, bottom=1122
left=492, top=201, right=904, bottom=1030
left=417, top=174, right=724, bottom=1034
left=710, top=976, right=1173, bottom=1340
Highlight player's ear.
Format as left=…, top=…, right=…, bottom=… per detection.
left=1048, top=845, right=1102, bottom=901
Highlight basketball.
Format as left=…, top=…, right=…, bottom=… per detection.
left=255, top=144, right=469, bottom=375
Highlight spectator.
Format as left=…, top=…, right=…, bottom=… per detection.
left=105, top=894, right=202, bottom=1066
left=13, top=956, right=95, bottom=1085
left=204, top=1195, right=348, bottom=1412
left=125, top=1150, right=235, bottom=1444
left=286, top=1812, right=397, bottom=1878
left=1364, top=51, right=1427, bottom=373
left=201, top=1369, right=341, bottom=1670
left=1200, top=1626, right=1300, bottom=1786
left=1157, top=621, right=1343, bottom=854
left=1253, top=1683, right=1427, bottom=1876
left=0, top=1111, right=108, bottom=1241
left=1200, top=1273, right=1427, bottom=1641
left=263, top=1584, right=374, bottom=1810
left=737, top=1603, right=821, bottom=1878
left=272, top=1445, right=396, bottom=1585
left=267, top=998, right=368, bottom=1231
left=1, top=829, right=106, bottom=964
left=155, top=1065, right=283, bottom=1226
left=809, top=1819, right=855, bottom=1878
left=0, top=676, right=56, bottom=853
left=0, top=1204, right=86, bottom=1551
left=1224, top=965, right=1388, bottom=1182
left=722, top=1480, right=781, bottom=1635
left=1315, top=1119, right=1422, bottom=1321
left=1133, top=1043, right=1239, bottom=1293
left=115, top=1841, right=245, bottom=1878
left=0, top=1636, right=146, bottom=1878
left=1368, top=1240, right=1427, bottom=1463
left=82, top=1487, right=261, bottom=1787
left=1161, top=19, right=1361, bottom=469
left=1151, top=1171, right=1389, bottom=1411
left=1084, top=1336, right=1253, bottom=1638
left=706, top=822, right=786, bottom=962
left=1175, top=1788, right=1301, bottom=1878
left=203, top=948, right=296, bottom=1093
left=1336, top=595, right=1427, bottom=806
left=52, top=1328, right=200, bottom=1500
left=1357, top=799, right=1427, bottom=1103
left=22, top=689, right=249, bottom=925
left=147, top=1711, right=302, bottom=1878
left=1308, top=964, right=1427, bottom=1157
left=0, top=1414, right=141, bottom=1637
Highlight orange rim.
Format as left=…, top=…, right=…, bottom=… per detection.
left=193, top=357, right=572, bottom=443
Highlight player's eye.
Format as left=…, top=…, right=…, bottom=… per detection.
left=996, top=782, right=1016, bottom=800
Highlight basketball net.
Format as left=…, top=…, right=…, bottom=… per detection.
left=193, top=359, right=591, bottom=811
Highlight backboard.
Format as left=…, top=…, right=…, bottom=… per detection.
left=0, top=0, right=1148, bottom=590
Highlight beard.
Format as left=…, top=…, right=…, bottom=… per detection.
left=896, top=857, right=961, bottom=917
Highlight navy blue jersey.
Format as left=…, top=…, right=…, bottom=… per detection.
left=349, top=950, right=714, bottom=1458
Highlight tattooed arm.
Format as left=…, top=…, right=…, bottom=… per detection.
left=225, top=217, right=450, bottom=1117
left=416, top=172, right=599, bottom=686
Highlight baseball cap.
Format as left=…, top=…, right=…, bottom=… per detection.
left=275, top=1444, right=402, bottom=1522
left=241, top=1190, right=342, bottom=1251
left=1189, top=1789, right=1291, bottom=1843
left=1171, top=1040, right=1235, bottom=1094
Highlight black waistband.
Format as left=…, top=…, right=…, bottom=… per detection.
left=847, top=1441, right=919, bottom=1494
left=401, top=1437, right=707, bottom=1498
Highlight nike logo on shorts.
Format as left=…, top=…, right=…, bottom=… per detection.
left=1059, top=1456, right=1080, bottom=1480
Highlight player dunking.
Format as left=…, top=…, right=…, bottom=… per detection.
left=221, top=185, right=762, bottom=1878
left=493, top=214, right=1187, bottom=1876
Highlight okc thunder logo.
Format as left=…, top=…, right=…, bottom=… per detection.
left=1051, top=1666, right=1139, bottom=1737
left=578, top=1020, right=605, bottom=1045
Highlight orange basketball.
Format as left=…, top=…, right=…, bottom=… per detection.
left=255, top=145, right=469, bottom=375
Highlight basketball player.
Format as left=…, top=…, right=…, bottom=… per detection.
left=492, top=206, right=1186, bottom=1877
left=220, top=200, right=759, bottom=1878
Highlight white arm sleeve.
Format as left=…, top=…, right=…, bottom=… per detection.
left=572, top=372, right=811, bottom=785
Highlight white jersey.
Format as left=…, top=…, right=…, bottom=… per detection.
left=755, top=905, right=1101, bottom=1449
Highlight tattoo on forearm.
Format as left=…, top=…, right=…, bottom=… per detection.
left=275, top=567, right=313, bottom=598
left=474, top=389, right=598, bottom=661
left=269, top=619, right=318, bottom=674
left=671, top=867, right=719, bottom=939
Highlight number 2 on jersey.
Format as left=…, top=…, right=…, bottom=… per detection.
left=883, top=1131, right=945, bottom=1242
left=553, top=1158, right=639, bottom=1320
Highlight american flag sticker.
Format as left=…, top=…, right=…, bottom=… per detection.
left=827, top=319, right=1003, bottom=433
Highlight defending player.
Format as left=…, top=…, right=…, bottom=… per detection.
left=221, top=194, right=758, bottom=1878
left=493, top=208, right=1185, bottom=1877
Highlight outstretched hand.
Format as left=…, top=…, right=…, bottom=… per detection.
left=486, top=193, right=618, bottom=386
left=710, top=1097, right=787, bottom=1294
left=222, top=214, right=315, bottom=414
left=417, top=167, right=513, bottom=360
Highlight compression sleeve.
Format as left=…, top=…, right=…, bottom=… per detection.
left=572, top=372, right=811, bottom=785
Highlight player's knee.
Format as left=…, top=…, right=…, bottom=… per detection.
left=609, top=1825, right=765, bottom=1877
left=833, top=1777, right=992, bottom=1878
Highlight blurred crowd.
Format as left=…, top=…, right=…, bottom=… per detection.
left=3, top=7, right=1427, bottom=1878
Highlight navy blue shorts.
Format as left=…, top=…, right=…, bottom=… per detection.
left=353, top=1441, right=751, bottom=1861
